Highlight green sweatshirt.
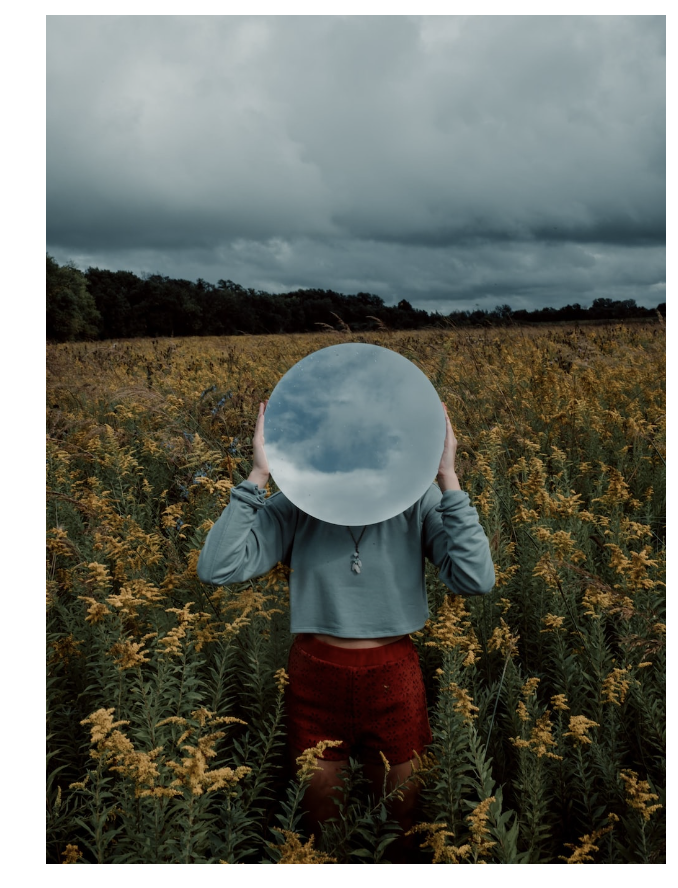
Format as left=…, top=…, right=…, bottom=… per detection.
left=197, top=480, right=495, bottom=638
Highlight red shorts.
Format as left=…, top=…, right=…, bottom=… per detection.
left=285, top=634, right=432, bottom=765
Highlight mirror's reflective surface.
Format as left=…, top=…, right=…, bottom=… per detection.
left=265, top=343, right=446, bottom=525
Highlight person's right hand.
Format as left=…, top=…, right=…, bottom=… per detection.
left=437, top=402, right=461, bottom=492
left=248, top=401, right=270, bottom=489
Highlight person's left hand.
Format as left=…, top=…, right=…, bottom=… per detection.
left=437, top=403, right=461, bottom=491
left=248, top=401, right=270, bottom=489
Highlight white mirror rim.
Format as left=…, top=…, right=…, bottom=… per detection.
left=264, top=343, right=446, bottom=525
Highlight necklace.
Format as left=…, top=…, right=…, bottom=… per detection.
left=347, top=526, right=366, bottom=573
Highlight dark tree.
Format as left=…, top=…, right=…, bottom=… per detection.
left=86, top=267, right=141, bottom=338
left=47, top=255, right=101, bottom=341
left=47, top=255, right=666, bottom=340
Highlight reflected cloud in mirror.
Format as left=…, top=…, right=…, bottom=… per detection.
left=265, top=343, right=446, bottom=525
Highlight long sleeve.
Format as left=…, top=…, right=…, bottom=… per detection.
left=422, top=487, right=495, bottom=595
left=197, top=481, right=298, bottom=586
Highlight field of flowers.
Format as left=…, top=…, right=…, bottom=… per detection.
left=46, top=323, right=665, bottom=864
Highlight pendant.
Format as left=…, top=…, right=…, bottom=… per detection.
left=351, top=551, right=362, bottom=573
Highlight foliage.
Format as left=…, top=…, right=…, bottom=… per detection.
left=47, top=323, right=665, bottom=863
left=46, top=255, right=664, bottom=341
left=47, top=255, right=101, bottom=341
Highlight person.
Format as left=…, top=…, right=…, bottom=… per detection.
left=197, top=398, right=495, bottom=843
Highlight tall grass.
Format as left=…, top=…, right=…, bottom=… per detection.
left=47, top=323, right=665, bottom=863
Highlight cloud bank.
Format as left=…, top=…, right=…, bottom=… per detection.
left=47, top=15, right=665, bottom=311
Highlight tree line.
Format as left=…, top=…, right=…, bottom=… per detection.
left=46, top=255, right=665, bottom=342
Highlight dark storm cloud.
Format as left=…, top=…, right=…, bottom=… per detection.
left=47, top=15, right=665, bottom=311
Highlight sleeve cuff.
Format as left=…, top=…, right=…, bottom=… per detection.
left=435, top=489, right=471, bottom=513
left=230, top=480, right=268, bottom=509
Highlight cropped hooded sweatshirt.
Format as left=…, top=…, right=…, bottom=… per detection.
left=197, top=480, right=495, bottom=638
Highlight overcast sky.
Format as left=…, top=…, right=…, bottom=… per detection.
left=46, top=15, right=665, bottom=313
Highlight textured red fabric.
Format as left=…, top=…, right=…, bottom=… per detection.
left=286, top=634, right=432, bottom=765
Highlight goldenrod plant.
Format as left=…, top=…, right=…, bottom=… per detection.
left=47, top=324, right=665, bottom=863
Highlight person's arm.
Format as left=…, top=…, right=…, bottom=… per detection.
left=197, top=401, right=296, bottom=585
left=436, top=402, right=462, bottom=493
left=423, top=488, right=495, bottom=595
left=247, top=400, right=270, bottom=489
left=197, top=482, right=296, bottom=585
left=423, top=404, right=495, bottom=595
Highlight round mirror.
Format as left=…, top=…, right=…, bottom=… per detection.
left=264, top=343, right=446, bottom=525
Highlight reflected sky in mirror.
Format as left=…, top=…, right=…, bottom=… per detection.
left=265, top=343, right=446, bottom=525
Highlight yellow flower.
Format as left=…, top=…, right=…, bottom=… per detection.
left=521, top=677, right=540, bottom=699
left=47, top=577, right=58, bottom=610
left=262, top=561, right=292, bottom=590
left=161, top=503, right=184, bottom=529
left=194, top=612, right=218, bottom=652
left=159, top=603, right=200, bottom=655
left=86, top=561, right=112, bottom=589
left=533, top=554, right=560, bottom=590
left=68, top=776, right=90, bottom=791
left=155, top=716, right=188, bottom=728
left=274, top=668, right=289, bottom=692
left=273, top=830, right=336, bottom=864
left=628, top=547, right=659, bottom=591
left=467, top=797, right=496, bottom=858
left=512, top=711, right=562, bottom=760
left=619, top=770, right=662, bottom=821
left=81, top=708, right=130, bottom=752
left=425, top=595, right=482, bottom=664
left=222, top=587, right=283, bottom=637
left=61, top=844, right=82, bottom=864
left=109, top=637, right=154, bottom=670
left=112, top=744, right=166, bottom=795
left=488, top=618, right=519, bottom=658
left=582, top=584, right=634, bottom=620
left=516, top=701, right=530, bottom=722
left=606, top=544, right=630, bottom=575
left=564, top=715, right=599, bottom=745
left=295, top=740, right=344, bottom=781
left=106, top=579, right=163, bottom=619
left=551, top=530, right=583, bottom=561
left=185, top=549, right=201, bottom=577
left=621, top=519, right=653, bottom=542
left=447, top=683, right=479, bottom=721
left=493, top=563, right=519, bottom=588
left=47, top=526, right=79, bottom=558
left=601, top=667, right=632, bottom=705
left=541, top=613, right=565, bottom=633
left=50, top=634, right=82, bottom=666
left=406, top=823, right=471, bottom=864
left=550, top=694, right=569, bottom=711
left=594, top=468, right=631, bottom=507
left=549, top=491, right=584, bottom=517
left=559, top=814, right=618, bottom=863
left=164, top=711, right=250, bottom=796
left=167, top=740, right=251, bottom=796
left=78, top=596, right=111, bottom=623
